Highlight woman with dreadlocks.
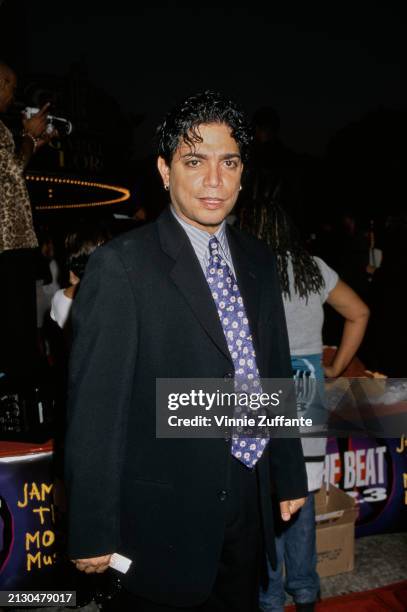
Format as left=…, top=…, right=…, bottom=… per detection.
left=247, top=201, right=370, bottom=612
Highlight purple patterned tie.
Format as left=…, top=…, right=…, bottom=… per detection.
left=205, top=236, right=268, bottom=468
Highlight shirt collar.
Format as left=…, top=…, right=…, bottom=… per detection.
left=170, top=205, right=227, bottom=242
left=170, top=205, right=234, bottom=273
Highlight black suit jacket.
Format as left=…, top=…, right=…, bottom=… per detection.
left=65, top=208, right=307, bottom=606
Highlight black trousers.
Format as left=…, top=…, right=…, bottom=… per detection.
left=0, top=248, right=38, bottom=378
left=104, top=458, right=263, bottom=612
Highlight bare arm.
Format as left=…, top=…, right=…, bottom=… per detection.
left=324, top=280, right=370, bottom=377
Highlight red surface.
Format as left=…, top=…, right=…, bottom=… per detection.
left=286, top=581, right=407, bottom=611
left=0, top=439, right=53, bottom=458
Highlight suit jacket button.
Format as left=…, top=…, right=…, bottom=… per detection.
left=223, top=373, right=234, bottom=380
left=219, top=490, right=228, bottom=501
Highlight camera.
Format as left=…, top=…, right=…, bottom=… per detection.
left=23, top=106, right=73, bottom=135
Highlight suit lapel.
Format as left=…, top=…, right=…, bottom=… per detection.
left=158, top=210, right=233, bottom=364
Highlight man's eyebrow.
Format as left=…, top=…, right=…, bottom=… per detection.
left=220, top=153, right=242, bottom=160
left=180, top=152, right=241, bottom=160
left=180, top=152, right=207, bottom=159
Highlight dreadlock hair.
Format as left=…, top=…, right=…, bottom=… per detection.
left=242, top=197, right=324, bottom=301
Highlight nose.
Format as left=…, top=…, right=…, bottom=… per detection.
left=203, top=161, right=222, bottom=188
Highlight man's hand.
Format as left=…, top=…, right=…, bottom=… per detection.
left=35, top=127, right=58, bottom=149
left=72, top=554, right=112, bottom=574
left=22, top=103, right=50, bottom=138
left=20, top=103, right=58, bottom=155
left=280, top=497, right=306, bottom=521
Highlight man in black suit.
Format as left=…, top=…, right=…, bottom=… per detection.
left=65, top=91, right=308, bottom=611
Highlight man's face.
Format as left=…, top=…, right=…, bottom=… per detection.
left=157, top=123, right=243, bottom=233
left=0, top=68, right=17, bottom=113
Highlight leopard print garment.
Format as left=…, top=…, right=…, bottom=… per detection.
left=0, top=119, right=38, bottom=253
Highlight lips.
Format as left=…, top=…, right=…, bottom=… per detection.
left=198, top=197, right=225, bottom=209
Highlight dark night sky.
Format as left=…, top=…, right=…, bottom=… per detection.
left=2, top=2, right=406, bottom=158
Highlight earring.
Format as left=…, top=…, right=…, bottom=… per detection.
left=239, top=185, right=242, bottom=191
left=164, top=184, right=169, bottom=191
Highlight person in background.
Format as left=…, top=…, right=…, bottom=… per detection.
left=238, top=106, right=308, bottom=237
left=243, top=202, right=370, bottom=612
left=51, top=224, right=111, bottom=331
left=0, top=60, right=55, bottom=379
left=36, top=233, right=60, bottom=330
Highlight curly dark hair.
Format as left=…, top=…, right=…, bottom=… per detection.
left=65, top=223, right=111, bottom=279
left=157, top=90, right=252, bottom=164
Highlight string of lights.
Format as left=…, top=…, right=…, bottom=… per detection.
left=26, top=174, right=131, bottom=210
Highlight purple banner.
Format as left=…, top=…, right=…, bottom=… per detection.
left=323, top=436, right=407, bottom=536
left=0, top=450, right=58, bottom=589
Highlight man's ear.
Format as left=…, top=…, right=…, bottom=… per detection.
left=157, top=156, right=170, bottom=188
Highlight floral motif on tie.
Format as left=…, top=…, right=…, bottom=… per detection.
left=205, top=236, right=268, bottom=468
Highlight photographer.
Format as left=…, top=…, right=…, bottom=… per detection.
left=0, top=60, right=56, bottom=380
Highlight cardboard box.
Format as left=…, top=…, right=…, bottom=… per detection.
left=315, top=484, right=358, bottom=577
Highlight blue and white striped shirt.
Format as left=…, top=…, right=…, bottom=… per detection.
left=170, top=205, right=236, bottom=277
